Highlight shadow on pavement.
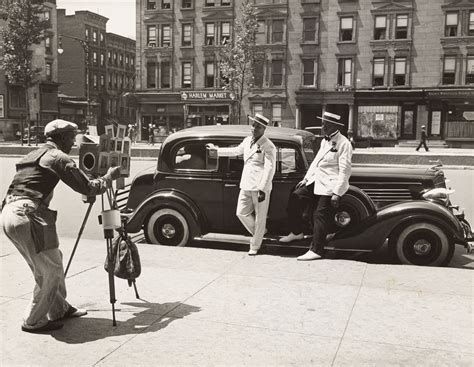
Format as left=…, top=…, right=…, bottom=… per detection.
left=51, top=301, right=201, bottom=344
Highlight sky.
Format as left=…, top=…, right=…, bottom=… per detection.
left=56, top=0, right=136, bottom=40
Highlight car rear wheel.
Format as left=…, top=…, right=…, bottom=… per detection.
left=391, top=222, right=454, bottom=266
left=144, top=208, right=190, bottom=246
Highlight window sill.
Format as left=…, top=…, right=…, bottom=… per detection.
left=300, top=42, right=319, bottom=46
left=181, top=46, right=194, bottom=49
left=180, top=7, right=195, bottom=11
left=337, top=40, right=357, bottom=45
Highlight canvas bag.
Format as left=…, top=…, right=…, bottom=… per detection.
left=104, top=233, right=141, bottom=281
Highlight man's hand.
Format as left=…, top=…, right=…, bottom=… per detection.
left=331, top=194, right=340, bottom=208
left=258, top=190, right=266, bottom=203
left=296, top=179, right=307, bottom=189
left=106, top=166, right=121, bottom=180
left=206, top=143, right=217, bottom=150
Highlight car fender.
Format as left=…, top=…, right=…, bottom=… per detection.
left=328, top=200, right=464, bottom=251
left=123, top=189, right=204, bottom=237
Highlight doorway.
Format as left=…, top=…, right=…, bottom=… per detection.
left=401, top=106, right=416, bottom=139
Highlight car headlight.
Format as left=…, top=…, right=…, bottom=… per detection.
left=422, top=188, right=455, bottom=206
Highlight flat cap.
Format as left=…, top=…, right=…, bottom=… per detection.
left=44, top=119, right=78, bottom=137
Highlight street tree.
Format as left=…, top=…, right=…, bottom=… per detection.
left=219, top=0, right=258, bottom=124
left=0, top=0, right=49, bottom=128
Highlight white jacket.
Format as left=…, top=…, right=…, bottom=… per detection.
left=304, top=131, right=352, bottom=197
left=217, top=135, right=276, bottom=192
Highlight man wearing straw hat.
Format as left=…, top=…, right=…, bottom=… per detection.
left=207, top=113, right=276, bottom=255
left=1, top=119, right=121, bottom=333
left=279, top=111, right=353, bottom=261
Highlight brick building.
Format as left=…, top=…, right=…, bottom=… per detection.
left=0, top=1, right=60, bottom=141
left=135, top=0, right=474, bottom=146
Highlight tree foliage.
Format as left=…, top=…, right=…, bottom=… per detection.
left=219, top=0, right=258, bottom=124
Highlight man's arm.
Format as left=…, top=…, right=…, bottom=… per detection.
left=212, top=140, right=245, bottom=157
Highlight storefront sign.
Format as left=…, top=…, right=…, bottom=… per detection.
left=428, top=90, right=474, bottom=98
left=181, top=91, right=236, bottom=101
left=375, top=113, right=384, bottom=121
left=0, top=95, right=4, bottom=118
left=431, top=111, right=441, bottom=135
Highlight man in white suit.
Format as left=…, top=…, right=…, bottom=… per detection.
left=279, top=111, right=353, bottom=260
left=208, top=113, right=276, bottom=255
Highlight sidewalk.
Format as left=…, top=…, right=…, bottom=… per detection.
left=1, top=232, right=472, bottom=366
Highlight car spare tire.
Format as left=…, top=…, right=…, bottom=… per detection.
left=144, top=208, right=190, bottom=246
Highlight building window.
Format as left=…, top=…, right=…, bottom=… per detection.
left=101, top=53, right=105, bottom=66
left=339, top=16, right=354, bottom=42
left=100, top=74, right=105, bottom=87
left=221, top=0, right=231, bottom=5
left=147, top=0, right=156, bottom=10
left=205, top=61, right=215, bottom=87
left=44, top=10, right=50, bottom=21
left=161, top=61, right=171, bottom=88
left=93, top=51, right=98, bottom=65
left=443, top=56, right=456, bottom=85
left=253, top=103, right=263, bottom=116
left=125, top=56, right=129, bottom=65
left=45, top=62, right=52, bottom=80
left=9, top=87, right=26, bottom=109
left=161, top=25, right=171, bottom=47
left=271, top=20, right=284, bottom=43
left=162, top=0, right=171, bottom=9
left=372, top=58, right=385, bottom=86
left=256, top=20, right=266, bottom=44
left=302, top=59, right=317, bottom=87
left=147, top=62, right=157, bottom=88
left=108, top=74, right=112, bottom=88
left=85, top=28, right=89, bottom=40
left=45, top=36, right=51, bottom=53
left=108, top=51, right=112, bottom=64
left=466, top=56, right=474, bottom=84
left=394, top=57, right=407, bottom=86
left=221, top=22, right=230, bottom=45
left=469, top=11, right=474, bottom=36
left=445, top=12, right=458, bottom=37
left=338, top=58, right=352, bottom=87
left=182, top=24, right=192, bottom=46
left=205, top=23, right=215, bottom=45
left=374, top=15, right=387, bottom=40
left=100, top=32, right=104, bottom=43
left=253, top=59, right=264, bottom=88
left=182, top=62, right=192, bottom=88
left=93, top=74, right=98, bottom=89
left=395, top=14, right=408, bottom=39
left=182, top=0, right=192, bottom=8
left=113, top=52, right=117, bottom=65
left=272, top=103, right=282, bottom=126
left=114, top=74, right=118, bottom=88
left=205, top=0, right=215, bottom=6
left=302, top=17, right=317, bottom=43
left=93, top=30, right=97, bottom=43
left=271, top=59, right=283, bottom=87
left=119, top=54, right=123, bottom=65
left=147, top=25, right=157, bottom=47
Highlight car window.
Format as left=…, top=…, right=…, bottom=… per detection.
left=276, top=145, right=305, bottom=175
left=173, top=143, right=209, bottom=170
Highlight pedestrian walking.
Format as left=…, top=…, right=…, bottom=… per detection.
left=148, top=123, right=155, bottom=145
left=1, top=119, right=121, bottom=333
left=416, top=125, right=429, bottom=152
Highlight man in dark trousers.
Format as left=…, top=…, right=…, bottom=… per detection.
left=416, top=125, right=429, bottom=152
left=279, top=112, right=353, bottom=261
left=1, top=119, right=121, bottom=333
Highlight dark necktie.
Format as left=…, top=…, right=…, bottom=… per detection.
left=250, top=137, right=257, bottom=147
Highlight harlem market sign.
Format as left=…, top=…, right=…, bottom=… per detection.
left=181, top=91, right=236, bottom=101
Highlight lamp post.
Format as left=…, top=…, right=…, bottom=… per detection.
left=57, top=34, right=91, bottom=130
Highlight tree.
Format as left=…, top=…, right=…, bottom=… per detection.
left=0, top=0, right=49, bottom=127
left=219, top=0, right=258, bottom=125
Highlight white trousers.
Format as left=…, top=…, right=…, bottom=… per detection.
left=2, top=200, right=69, bottom=329
left=236, top=190, right=270, bottom=250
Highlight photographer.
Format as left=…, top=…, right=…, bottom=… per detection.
left=1, top=119, right=121, bottom=333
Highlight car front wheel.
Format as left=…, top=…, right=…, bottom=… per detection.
left=144, top=208, right=190, bottom=246
left=391, top=222, right=454, bottom=266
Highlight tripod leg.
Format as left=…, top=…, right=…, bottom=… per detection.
left=106, top=236, right=117, bottom=326
left=65, top=201, right=94, bottom=277
left=132, top=280, right=140, bottom=299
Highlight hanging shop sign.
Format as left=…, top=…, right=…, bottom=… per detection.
left=181, top=91, right=236, bottom=101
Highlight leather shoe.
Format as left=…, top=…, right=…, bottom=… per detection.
left=22, top=321, right=63, bottom=333
left=248, top=248, right=259, bottom=256
left=297, top=250, right=321, bottom=261
left=63, top=305, right=87, bottom=319
left=279, top=232, right=304, bottom=243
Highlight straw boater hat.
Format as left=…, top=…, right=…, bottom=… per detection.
left=316, top=112, right=344, bottom=126
left=44, top=119, right=78, bottom=137
left=248, top=113, right=270, bottom=127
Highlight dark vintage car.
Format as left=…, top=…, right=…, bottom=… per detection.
left=120, top=125, right=473, bottom=267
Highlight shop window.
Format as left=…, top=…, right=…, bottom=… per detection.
left=271, top=20, right=284, bottom=43
left=161, top=25, right=171, bottom=47
left=162, top=0, right=171, bottom=9
left=205, top=61, right=215, bottom=88
left=337, top=58, right=353, bottom=87
left=252, top=59, right=264, bottom=88
left=147, top=62, right=157, bottom=88
left=161, top=62, right=171, bottom=88
left=182, top=62, right=192, bottom=88
left=205, top=0, right=215, bottom=6
left=372, top=58, right=385, bottom=86
left=469, top=11, right=474, bottom=36
left=182, top=24, right=192, bottom=46
left=182, top=0, right=192, bottom=8
left=393, top=57, right=407, bottom=86
left=271, top=59, right=283, bottom=87
left=272, top=103, right=282, bottom=126
left=302, top=58, right=317, bottom=87
left=205, top=23, right=215, bottom=45
left=147, top=0, right=156, bottom=10
left=357, top=105, right=399, bottom=139
left=256, top=20, right=266, bottom=44
left=445, top=12, right=458, bottom=37
left=466, top=56, right=474, bottom=85
left=221, top=22, right=230, bottom=45
left=443, top=56, right=456, bottom=85
left=374, top=15, right=387, bottom=40
left=339, top=16, right=354, bottom=42
left=302, top=17, right=317, bottom=43
left=45, top=62, right=52, bottom=81
left=395, top=14, right=408, bottom=39
left=253, top=103, right=263, bottom=116
left=147, top=25, right=157, bottom=47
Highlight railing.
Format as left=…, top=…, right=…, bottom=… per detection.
left=446, top=120, right=474, bottom=139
